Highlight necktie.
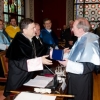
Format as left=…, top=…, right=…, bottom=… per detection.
left=38, top=37, right=43, bottom=45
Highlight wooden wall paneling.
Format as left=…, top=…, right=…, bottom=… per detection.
left=34, top=0, right=66, bottom=38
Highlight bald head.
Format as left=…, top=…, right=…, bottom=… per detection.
left=35, top=23, right=40, bottom=36
left=69, top=20, right=74, bottom=29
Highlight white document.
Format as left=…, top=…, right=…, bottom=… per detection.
left=61, top=80, right=67, bottom=91
left=23, top=75, right=53, bottom=88
left=14, top=92, right=56, bottom=100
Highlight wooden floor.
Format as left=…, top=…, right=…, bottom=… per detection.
left=93, top=73, right=100, bottom=100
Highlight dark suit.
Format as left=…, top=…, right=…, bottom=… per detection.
left=60, top=29, right=66, bottom=41
left=64, top=28, right=77, bottom=49
left=32, top=36, right=48, bottom=57
left=32, top=36, right=52, bottom=75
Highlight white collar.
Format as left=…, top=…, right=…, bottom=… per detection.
left=46, top=29, right=52, bottom=33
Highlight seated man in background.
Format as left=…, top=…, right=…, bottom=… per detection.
left=40, top=18, right=58, bottom=49
left=32, top=23, right=48, bottom=57
left=33, top=23, right=53, bottom=75
left=0, top=19, right=11, bottom=78
left=64, top=20, right=77, bottom=49
left=94, top=23, right=100, bottom=37
left=3, top=18, right=52, bottom=97
left=60, top=25, right=67, bottom=41
left=5, top=17, right=20, bottom=39
left=0, top=19, right=11, bottom=51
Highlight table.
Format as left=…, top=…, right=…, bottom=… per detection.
left=4, top=82, right=74, bottom=100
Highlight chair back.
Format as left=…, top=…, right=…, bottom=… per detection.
left=0, top=50, right=8, bottom=77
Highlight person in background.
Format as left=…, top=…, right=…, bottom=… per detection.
left=89, top=22, right=94, bottom=33
left=3, top=18, right=52, bottom=97
left=0, top=19, right=11, bottom=78
left=0, top=19, right=11, bottom=52
left=60, top=25, right=67, bottom=41
left=94, top=23, right=100, bottom=37
left=33, top=23, right=53, bottom=75
left=32, top=23, right=48, bottom=57
left=58, top=17, right=100, bottom=100
left=5, top=17, right=20, bottom=39
left=64, top=20, right=77, bottom=49
left=40, top=18, right=58, bottom=49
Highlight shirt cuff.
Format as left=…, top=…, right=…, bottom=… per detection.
left=27, top=57, right=43, bottom=72
left=63, top=52, right=69, bottom=59
left=66, top=60, right=84, bottom=74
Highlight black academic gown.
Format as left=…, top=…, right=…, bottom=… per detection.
left=4, top=32, right=36, bottom=97
left=67, top=62, right=95, bottom=100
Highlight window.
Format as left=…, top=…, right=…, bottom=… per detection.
left=74, top=0, right=100, bottom=29
left=3, top=0, right=25, bottom=26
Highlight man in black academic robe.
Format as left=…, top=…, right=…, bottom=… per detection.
left=3, top=18, right=52, bottom=97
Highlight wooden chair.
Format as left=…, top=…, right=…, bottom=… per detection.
left=0, top=51, right=8, bottom=82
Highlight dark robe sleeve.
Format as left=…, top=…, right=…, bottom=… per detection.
left=82, top=62, right=97, bottom=74
left=11, top=58, right=28, bottom=71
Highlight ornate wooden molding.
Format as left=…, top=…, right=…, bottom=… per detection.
left=66, top=0, right=74, bottom=26
left=29, top=0, right=34, bottom=20
left=0, top=0, right=4, bottom=20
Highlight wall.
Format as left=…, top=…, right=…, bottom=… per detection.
left=25, top=0, right=34, bottom=19
left=0, top=0, right=74, bottom=37
left=33, top=0, right=74, bottom=37
left=34, top=0, right=66, bottom=37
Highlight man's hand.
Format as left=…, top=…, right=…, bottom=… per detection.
left=42, top=55, right=52, bottom=65
left=58, top=59, right=68, bottom=66
left=64, top=48, right=70, bottom=53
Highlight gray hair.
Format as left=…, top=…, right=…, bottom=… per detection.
left=76, top=17, right=90, bottom=32
left=69, top=20, right=74, bottom=24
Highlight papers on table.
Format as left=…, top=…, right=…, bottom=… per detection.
left=14, top=92, right=56, bottom=100
left=23, top=75, right=53, bottom=88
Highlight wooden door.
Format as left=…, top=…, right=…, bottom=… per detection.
left=34, top=0, right=66, bottom=38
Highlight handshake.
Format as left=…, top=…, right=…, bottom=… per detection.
left=42, top=48, right=70, bottom=66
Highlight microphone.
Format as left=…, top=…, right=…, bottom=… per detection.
left=44, top=65, right=55, bottom=75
